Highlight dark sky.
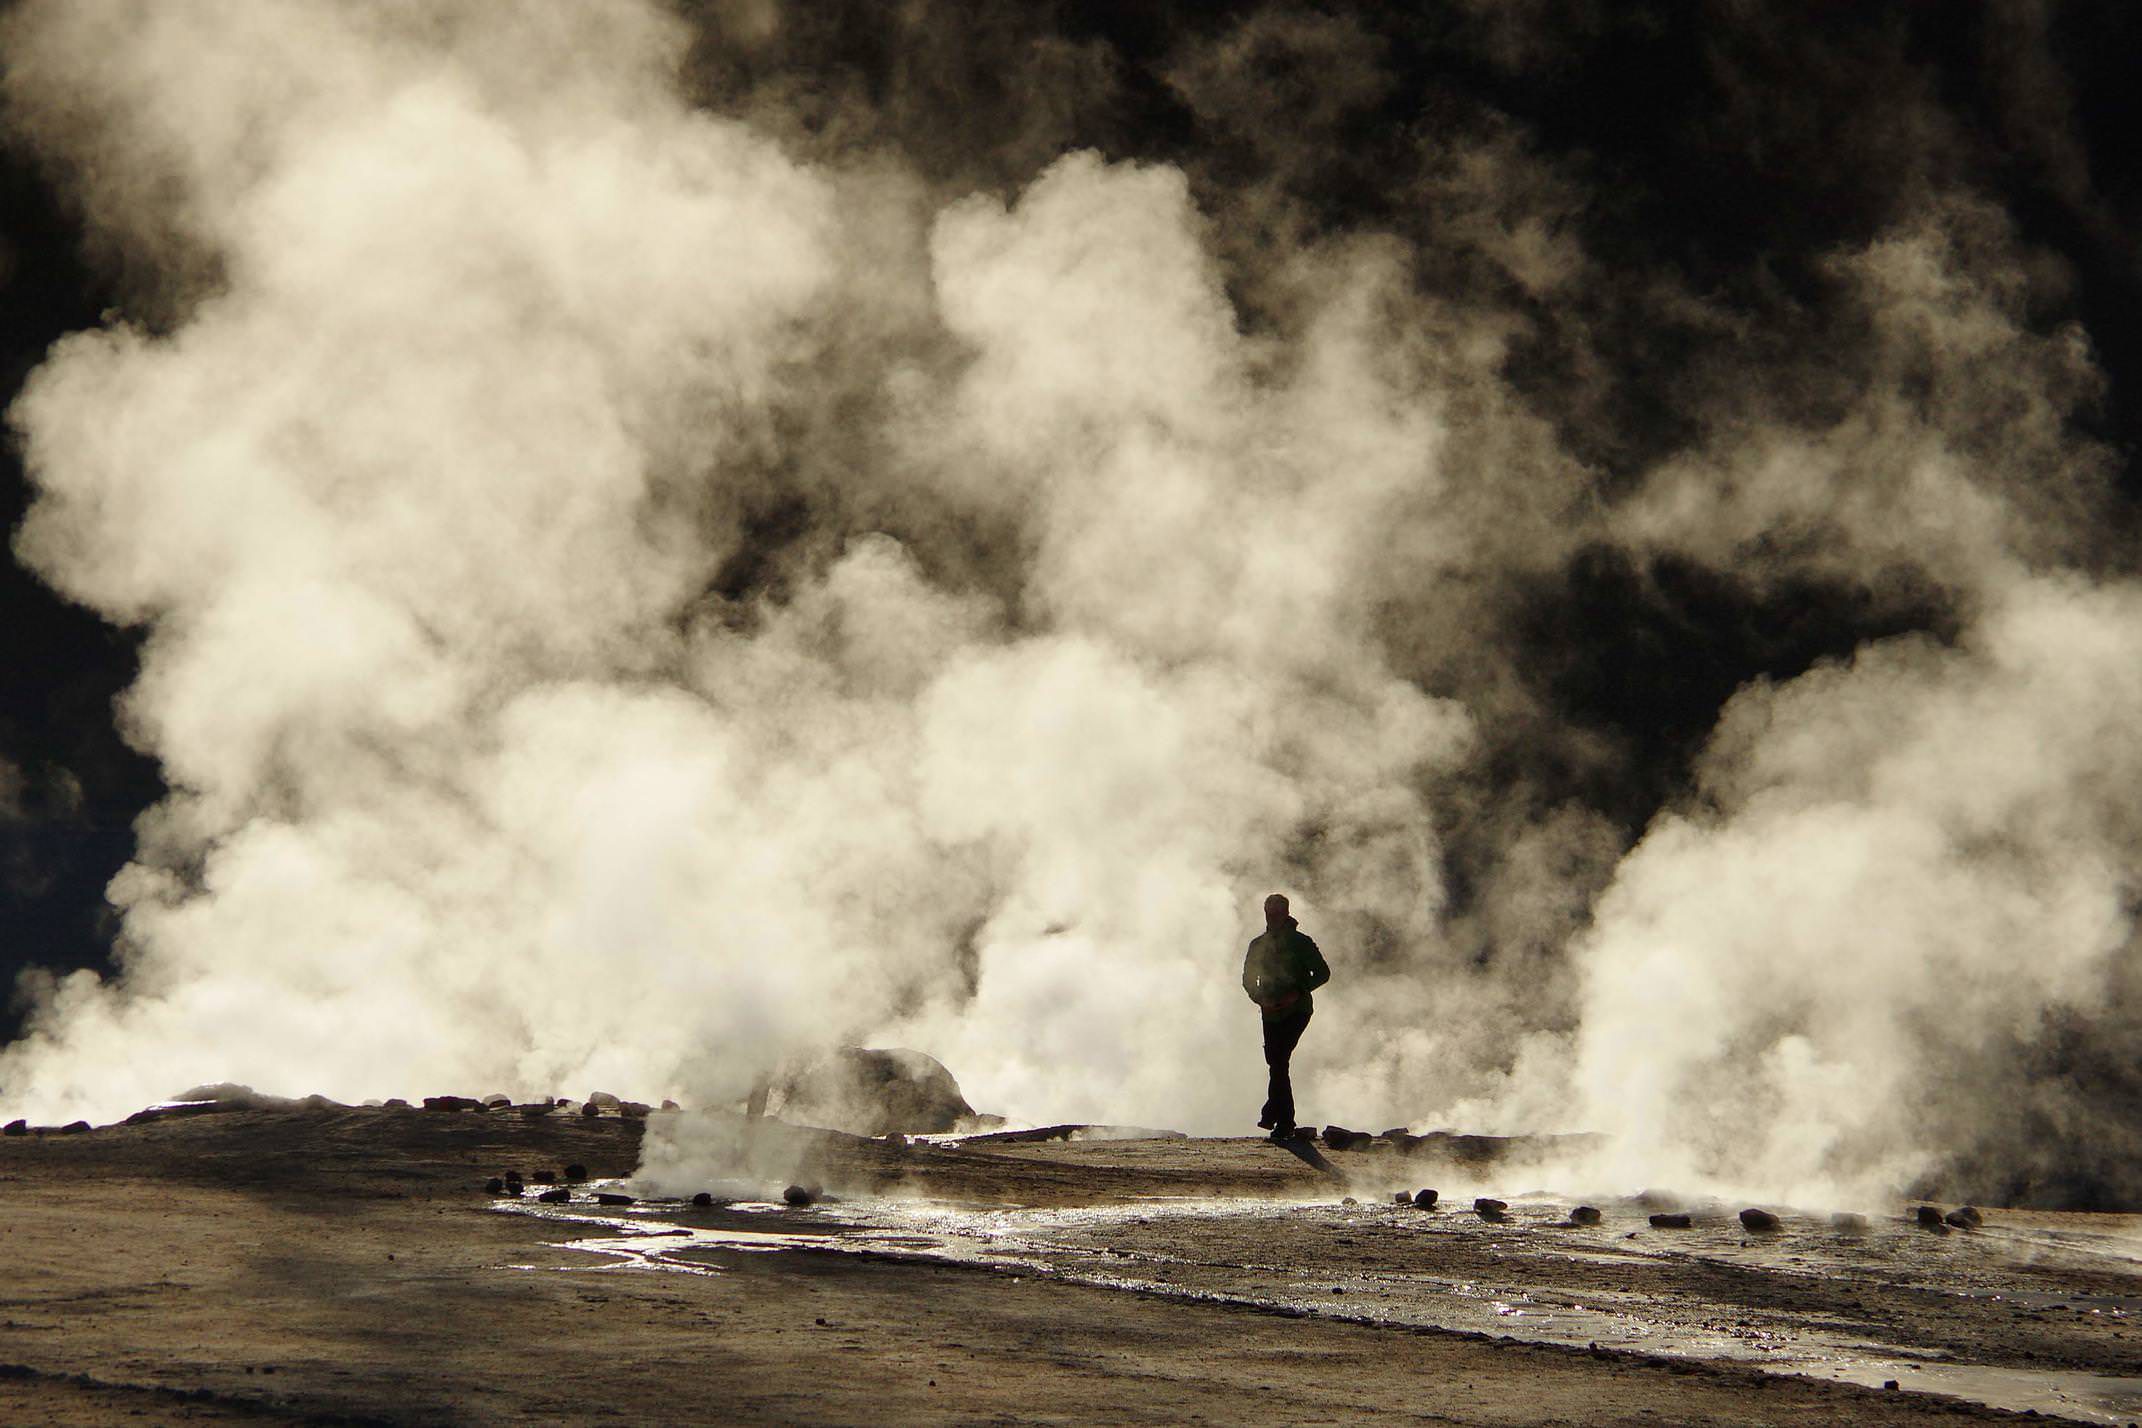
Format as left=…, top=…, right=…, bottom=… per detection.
left=3, top=0, right=2140, bottom=1049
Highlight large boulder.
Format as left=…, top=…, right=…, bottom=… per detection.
left=772, top=1048, right=974, bottom=1137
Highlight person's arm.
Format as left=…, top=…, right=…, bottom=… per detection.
left=1297, top=933, right=1331, bottom=993
left=1243, top=944, right=1264, bottom=1002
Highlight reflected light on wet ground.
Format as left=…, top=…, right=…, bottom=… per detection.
left=494, top=1187, right=2142, bottom=1424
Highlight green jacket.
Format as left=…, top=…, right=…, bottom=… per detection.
left=1242, top=917, right=1331, bottom=1020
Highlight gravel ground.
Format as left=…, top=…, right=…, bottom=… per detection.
left=1, top=1105, right=2126, bottom=1424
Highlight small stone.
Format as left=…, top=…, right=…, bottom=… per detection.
left=57, top=1120, right=89, bottom=1134
left=1831, top=1212, right=1870, bottom=1234
left=580, top=1102, right=603, bottom=1118
left=564, top=1163, right=588, bottom=1183
left=1649, top=1213, right=1693, bottom=1229
left=1321, top=1125, right=1366, bottom=1150
left=383, top=1097, right=409, bottom=1109
left=619, top=1101, right=652, bottom=1118
left=1341, top=1196, right=1358, bottom=1206
left=587, top=1091, right=622, bottom=1109
left=1944, top=1206, right=1982, bottom=1229
left=1738, top=1207, right=1780, bottom=1233
left=691, top=1192, right=714, bottom=1208
left=482, top=1094, right=510, bottom=1108
left=1569, top=1205, right=1602, bottom=1226
left=2, top=1120, right=25, bottom=1137
left=1473, top=1197, right=1507, bottom=1215
left=1413, top=1188, right=1439, bottom=1209
left=595, top=1192, right=634, bottom=1206
left=661, top=1099, right=680, bottom=1111
left=1914, top=1205, right=1946, bottom=1228
left=1884, top=1380, right=1899, bottom=1391
left=537, top=1188, right=570, bottom=1204
left=519, top=1104, right=555, bottom=1120
left=1393, top=1191, right=1411, bottom=1204
left=783, top=1184, right=819, bottom=1207
left=484, top=1177, right=504, bottom=1195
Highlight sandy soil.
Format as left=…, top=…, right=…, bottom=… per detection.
left=1, top=1106, right=2130, bottom=1425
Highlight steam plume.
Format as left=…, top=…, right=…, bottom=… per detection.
left=3, top=0, right=2139, bottom=1206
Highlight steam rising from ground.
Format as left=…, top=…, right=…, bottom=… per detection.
left=3, top=1, right=2138, bottom=1207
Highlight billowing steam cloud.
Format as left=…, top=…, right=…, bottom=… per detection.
left=3, top=0, right=2137, bottom=1207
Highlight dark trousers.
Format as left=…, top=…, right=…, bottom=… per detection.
left=1260, top=1002, right=1313, bottom=1130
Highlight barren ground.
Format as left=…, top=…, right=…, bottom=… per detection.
left=3, top=1106, right=2137, bottom=1424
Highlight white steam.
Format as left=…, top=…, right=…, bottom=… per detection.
left=3, top=0, right=2139, bottom=1208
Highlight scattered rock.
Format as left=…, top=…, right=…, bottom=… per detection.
left=587, top=1091, right=623, bottom=1109
left=1321, top=1125, right=1368, bottom=1150
left=481, top=1094, right=511, bottom=1108
left=1914, top=1205, right=1947, bottom=1228
left=537, top=1188, right=570, bottom=1204
left=1473, top=1197, right=1507, bottom=1215
left=57, top=1120, right=89, bottom=1134
left=1341, top=1196, right=1358, bottom=1206
left=618, top=1101, right=652, bottom=1119
left=1393, top=1191, right=1412, bottom=1205
left=421, top=1096, right=481, bottom=1112
left=1944, top=1205, right=1983, bottom=1230
left=484, top=1177, right=504, bottom=1195
left=783, top=1184, right=820, bottom=1207
left=1569, top=1205, right=1602, bottom=1226
left=580, top=1102, right=604, bottom=1118
left=1413, top=1188, right=1439, bottom=1209
left=1831, top=1213, right=1870, bottom=1234
left=1649, top=1213, right=1693, bottom=1229
left=691, top=1192, right=714, bottom=1208
left=518, top=1103, right=555, bottom=1120
left=1738, top=1207, right=1780, bottom=1233
left=661, top=1099, right=680, bottom=1111
left=503, top=1171, right=523, bottom=1189
left=3, top=1120, right=24, bottom=1137
left=595, top=1193, right=634, bottom=1206
left=383, top=1098, right=409, bottom=1109
left=564, top=1164, right=588, bottom=1183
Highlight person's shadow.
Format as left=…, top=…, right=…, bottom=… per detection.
left=1268, top=1133, right=1337, bottom=1176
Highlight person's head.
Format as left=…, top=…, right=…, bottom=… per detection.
left=1263, top=892, right=1290, bottom=926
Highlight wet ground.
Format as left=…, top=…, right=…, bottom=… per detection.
left=503, top=1173, right=2142, bottom=1424
left=4, top=1104, right=2134, bottom=1423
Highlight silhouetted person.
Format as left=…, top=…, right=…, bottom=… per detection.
left=1241, top=893, right=1330, bottom=1139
